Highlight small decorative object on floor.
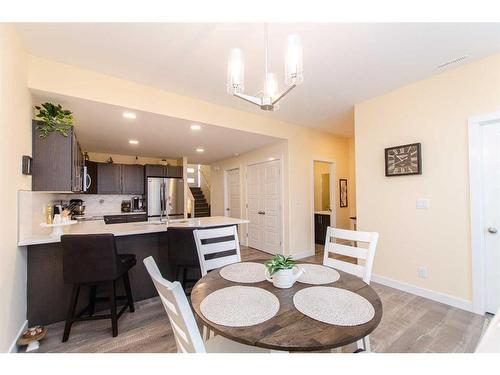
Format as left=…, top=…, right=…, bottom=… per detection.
left=265, top=254, right=304, bottom=289
left=17, top=326, right=47, bottom=352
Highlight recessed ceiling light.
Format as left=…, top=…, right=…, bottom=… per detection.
left=123, top=111, right=137, bottom=119
left=196, top=148, right=204, bottom=153
left=190, top=124, right=201, bottom=130
left=129, top=139, right=139, bottom=145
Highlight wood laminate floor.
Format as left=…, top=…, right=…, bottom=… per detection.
left=31, top=246, right=487, bottom=353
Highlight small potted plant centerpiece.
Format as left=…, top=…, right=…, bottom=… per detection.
left=265, top=254, right=304, bottom=289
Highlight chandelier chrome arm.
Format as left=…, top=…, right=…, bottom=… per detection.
left=232, top=84, right=297, bottom=111
left=233, top=92, right=263, bottom=106
left=272, top=84, right=296, bottom=105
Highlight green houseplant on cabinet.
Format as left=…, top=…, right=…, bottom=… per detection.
left=34, top=102, right=74, bottom=138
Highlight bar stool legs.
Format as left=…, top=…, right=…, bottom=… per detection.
left=109, top=281, right=118, bottom=337
left=62, top=285, right=80, bottom=342
left=61, top=272, right=135, bottom=343
left=123, top=273, right=135, bottom=313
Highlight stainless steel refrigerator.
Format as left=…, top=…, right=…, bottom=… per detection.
left=147, top=177, right=184, bottom=220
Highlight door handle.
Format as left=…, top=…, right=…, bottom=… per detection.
left=258, top=211, right=265, bottom=215
left=488, top=227, right=498, bottom=234
left=226, top=208, right=230, bottom=211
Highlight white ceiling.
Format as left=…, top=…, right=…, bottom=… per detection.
left=18, top=23, right=500, bottom=136
left=32, top=91, right=282, bottom=164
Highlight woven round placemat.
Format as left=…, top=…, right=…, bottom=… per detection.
left=297, top=264, right=340, bottom=285
left=200, top=286, right=279, bottom=327
left=219, top=262, right=267, bottom=283
left=293, top=286, right=375, bottom=326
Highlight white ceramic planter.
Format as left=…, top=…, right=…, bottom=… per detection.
left=265, top=267, right=304, bottom=289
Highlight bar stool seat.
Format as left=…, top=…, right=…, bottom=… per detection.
left=61, top=234, right=136, bottom=342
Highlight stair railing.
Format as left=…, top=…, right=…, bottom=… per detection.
left=187, top=187, right=195, bottom=218
left=199, top=168, right=211, bottom=205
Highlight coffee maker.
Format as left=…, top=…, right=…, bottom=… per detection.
left=132, top=196, right=143, bottom=211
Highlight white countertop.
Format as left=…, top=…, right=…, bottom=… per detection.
left=19, top=216, right=249, bottom=246
left=315, top=211, right=332, bottom=215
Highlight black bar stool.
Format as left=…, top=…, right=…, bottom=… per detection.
left=60, top=234, right=136, bottom=342
left=167, top=227, right=202, bottom=293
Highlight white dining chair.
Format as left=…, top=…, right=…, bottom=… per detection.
left=323, top=226, right=379, bottom=352
left=193, top=226, right=241, bottom=276
left=143, top=256, right=267, bottom=353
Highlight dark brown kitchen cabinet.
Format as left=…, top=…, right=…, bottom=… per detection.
left=121, top=164, right=144, bottom=195
left=167, top=165, right=183, bottom=178
left=32, top=120, right=83, bottom=192
left=103, top=215, right=127, bottom=224
left=145, top=164, right=183, bottom=178
left=126, top=214, right=147, bottom=223
left=145, top=164, right=166, bottom=177
left=314, top=213, right=331, bottom=244
left=97, top=163, right=122, bottom=194
left=103, top=214, right=147, bottom=224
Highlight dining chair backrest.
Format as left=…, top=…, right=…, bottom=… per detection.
left=323, top=227, right=379, bottom=284
left=193, top=225, right=241, bottom=276
left=143, top=256, right=206, bottom=353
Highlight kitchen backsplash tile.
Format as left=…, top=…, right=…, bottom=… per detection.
left=18, top=191, right=144, bottom=241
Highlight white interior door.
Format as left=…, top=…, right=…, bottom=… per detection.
left=247, top=160, right=282, bottom=254
left=482, top=120, right=500, bottom=314
left=225, top=168, right=241, bottom=218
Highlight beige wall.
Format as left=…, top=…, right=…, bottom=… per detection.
left=27, top=56, right=354, bottom=257
left=355, top=53, right=500, bottom=302
left=348, top=137, right=356, bottom=219
left=313, top=161, right=330, bottom=211
left=0, top=25, right=32, bottom=352
left=86, top=152, right=179, bottom=166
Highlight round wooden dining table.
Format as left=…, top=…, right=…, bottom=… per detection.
left=190, top=260, right=383, bottom=352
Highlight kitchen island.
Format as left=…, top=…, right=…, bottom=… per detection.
left=23, top=216, right=248, bottom=325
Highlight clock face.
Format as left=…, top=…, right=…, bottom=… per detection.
left=385, top=143, right=421, bottom=176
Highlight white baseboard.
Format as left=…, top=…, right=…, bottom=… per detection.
left=371, top=274, right=473, bottom=312
left=291, top=250, right=315, bottom=260
left=7, top=320, right=28, bottom=353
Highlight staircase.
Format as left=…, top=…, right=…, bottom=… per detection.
left=190, top=187, right=210, bottom=217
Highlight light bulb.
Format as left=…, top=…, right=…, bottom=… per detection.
left=227, top=48, right=244, bottom=94
left=285, top=34, right=303, bottom=86
left=264, top=73, right=278, bottom=99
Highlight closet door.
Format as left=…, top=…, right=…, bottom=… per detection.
left=247, top=159, right=281, bottom=254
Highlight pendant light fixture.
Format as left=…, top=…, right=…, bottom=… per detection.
left=226, top=24, right=303, bottom=111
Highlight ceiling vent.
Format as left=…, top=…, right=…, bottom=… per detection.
left=437, top=55, right=468, bottom=69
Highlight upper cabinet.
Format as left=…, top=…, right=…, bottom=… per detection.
left=97, top=163, right=145, bottom=195
left=145, top=164, right=165, bottom=177
left=121, top=164, right=144, bottom=195
left=32, top=120, right=83, bottom=192
left=167, top=165, right=183, bottom=178
left=97, top=163, right=122, bottom=194
left=145, top=164, right=183, bottom=178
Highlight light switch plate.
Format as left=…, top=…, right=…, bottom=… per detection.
left=416, top=198, right=429, bottom=209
